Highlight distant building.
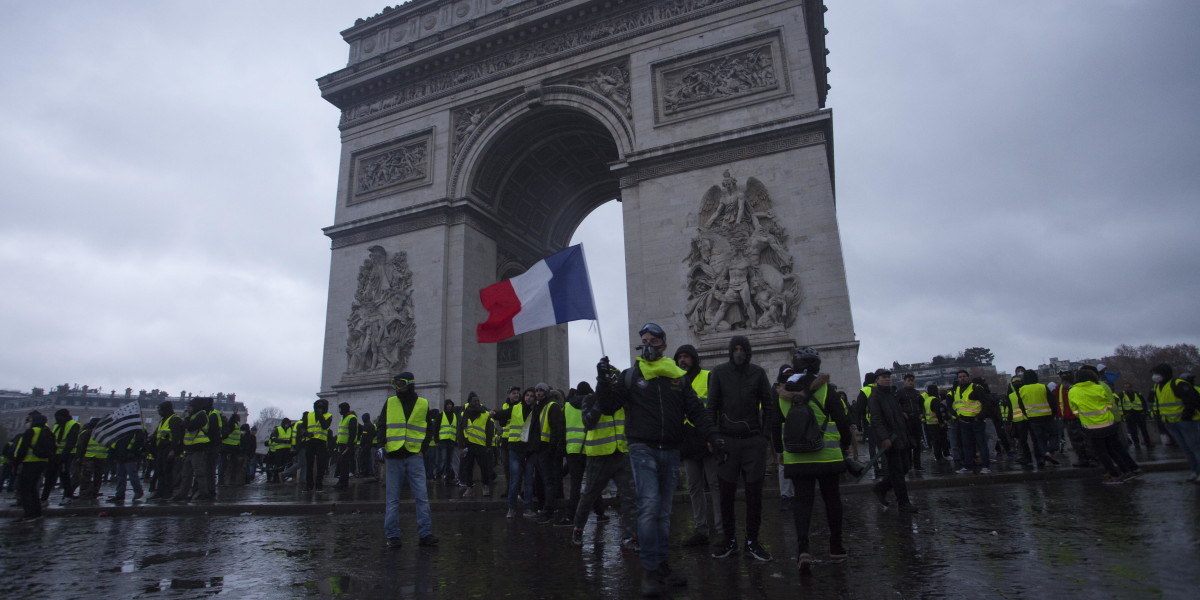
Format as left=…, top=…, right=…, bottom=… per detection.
left=0, top=384, right=246, bottom=444
left=889, top=360, right=1001, bottom=392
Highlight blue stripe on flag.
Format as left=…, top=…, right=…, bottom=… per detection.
left=544, top=245, right=597, bottom=323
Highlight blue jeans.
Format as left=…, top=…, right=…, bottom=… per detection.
left=628, top=443, right=680, bottom=572
left=436, top=442, right=457, bottom=479
left=1164, top=421, right=1200, bottom=473
left=384, top=454, right=433, bottom=540
left=958, top=419, right=990, bottom=468
left=114, top=460, right=144, bottom=498
left=507, top=449, right=534, bottom=510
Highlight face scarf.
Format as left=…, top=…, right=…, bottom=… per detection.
left=636, top=356, right=687, bottom=381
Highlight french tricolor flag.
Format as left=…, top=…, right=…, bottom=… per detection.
left=476, top=244, right=598, bottom=343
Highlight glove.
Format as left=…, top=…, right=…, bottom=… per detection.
left=596, top=357, right=619, bottom=388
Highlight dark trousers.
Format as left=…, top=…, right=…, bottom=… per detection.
left=788, top=471, right=843, bottom=555
left=717, top=435, right=767, bottom=543
left=18, top=463, right=47, bottom=518
left=460, top=445, right=494, bottom=487
left=1126, top=412, right=1154, bottom=446
left=152, top=452, right=177, bottom=497
left=573, top=453, right=633, bottom=536
left=907, top=423, right=924, bottom=469
left=303, top=441, right=328, bottom=490
left=532, top=450, right=562, bottom=516
left=1011, top=420, right=1033, bottom=464
left=1089, top=428, right=1139, bottom=478
left=40, top=455, right=74, bottom=501
left=564, top=453, right=586, bottom=518
left=873, top=447, right=912, bottom=506
left=924, top=424, right=949, bottom=460
left=335, top=445, right=355, bottom=485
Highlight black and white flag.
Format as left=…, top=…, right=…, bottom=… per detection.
left=91, top=401, right=143, bottom=446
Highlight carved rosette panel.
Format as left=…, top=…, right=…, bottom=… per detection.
left=654, top=33, right=788, bottom=124
left=344, top=246, right=416, bottom=377
left=349, top=133, right=432, bottom=204
left=553, top=60, right=633, bottom=118
left=683, top=170, right=801, bottom=336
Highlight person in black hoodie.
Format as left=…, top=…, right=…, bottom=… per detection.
left=41, top=408, right=80, bottom=505
left=868, top=369, right=918, bottom=512
left=675, top=344, right=722, bottom=548
left=13, top=411, right=55, bottom=520
left=708, top=335, right=780, bottom=562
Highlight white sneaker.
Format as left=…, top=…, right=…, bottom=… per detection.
left=980, top=468, right=992, bottom=474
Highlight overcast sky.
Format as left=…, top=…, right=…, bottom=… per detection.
left=2, top=2, right=1197, bottom=419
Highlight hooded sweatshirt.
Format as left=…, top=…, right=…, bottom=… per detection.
left=708, top=335, right=780, bottom=437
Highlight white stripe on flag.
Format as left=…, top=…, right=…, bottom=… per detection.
left=511, top=259, right=556, bottom=335
left=92, top=401, right=142, bottom=446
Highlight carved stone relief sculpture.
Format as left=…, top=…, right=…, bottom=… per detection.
left=354, top=139, right=429, bottom=197
left=344, top=245, right=416, bottom=377
left=562, top=61, right=633, bottom=118
left=683, top=171, right=800, bottom=335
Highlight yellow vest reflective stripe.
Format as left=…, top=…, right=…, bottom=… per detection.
left=564, top=403, right=586, bottom=454
left=503, top=403, right=526, bottom=442
left=921, top=393, right=939, bottom=425
left=223, top=426, right=243, bottom=446
left=780, top=385, right=842, bottom=464
left=384, top=396, right=429, bottom=453
left=85, top=433, right=110, bottom=458
left=584, top=409, right=627, bottom=456
left=156, top=415, right=178, bottom=447
left=953, top=384, right=980, bottom=417
left=1155, top=380, right=1186, bottom=423
left=22, top=427, right=49, bottom=463
left=691, top=370, right=710, bottom=403
left=1119, top=392, right=1144, bottom=412
left=269, top=425, right=292, bottom=451
left=53, top=420, right=80, bottom=454
left=304, top=412, right=328, bottom=442
left=1019, top=383, right=1052, bottom=419
left=184, top=410, right=223, bottom=446
left=860, top=386, right=874, bottom=423
left=336, top=414, right=357, bottom=444
left=1068, top=382, right=1115, bottom=429
left=464, top=413, right=489, bottom=446
left=1008, top=391, right=1027, bottom=422
left=539, top=401, right=559, bottom=443
left=439, top=412, right=458, bottom=442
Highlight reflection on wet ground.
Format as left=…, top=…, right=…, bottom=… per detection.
left=2, top=472, right=1197, bottom=599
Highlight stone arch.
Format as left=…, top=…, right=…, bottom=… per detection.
left=449, top=85, right=634, bottom=206
left=456, top=93, right=626, bottom=256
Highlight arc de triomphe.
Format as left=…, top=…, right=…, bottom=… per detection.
left=316, top=0, right=859, bottom=408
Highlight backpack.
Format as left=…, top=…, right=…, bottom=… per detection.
left=782, top=397, right=830, bottom=454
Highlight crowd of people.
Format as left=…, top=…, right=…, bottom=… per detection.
left=5, top=324, right=1198, bottom=598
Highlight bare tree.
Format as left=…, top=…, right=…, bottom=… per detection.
left=1103, top=343, right=1200, bottom=392
left=252, top=406, right=286, bottom=431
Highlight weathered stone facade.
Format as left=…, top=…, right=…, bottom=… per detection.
left=317, top=0, right=856, bottom=407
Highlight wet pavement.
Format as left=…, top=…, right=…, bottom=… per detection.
left=3, top=446, right=1197, bottom=599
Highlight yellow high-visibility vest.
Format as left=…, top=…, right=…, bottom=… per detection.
left=383, top=396, right=429, bottom=454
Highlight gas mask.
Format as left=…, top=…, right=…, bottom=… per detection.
left=732, top=351, right=748, bottom=366
left=639, top=341, right=663, bottom=361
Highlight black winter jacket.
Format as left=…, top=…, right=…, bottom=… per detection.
left=597, top=364, right=718, bottom=450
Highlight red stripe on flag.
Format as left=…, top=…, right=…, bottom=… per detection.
left=476, top=279, right=520, bottom=343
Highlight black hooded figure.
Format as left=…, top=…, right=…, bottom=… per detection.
left=708, top=335, right=781, bottom=562
left=41, top=408, right=81, bottom=504
left=14, top=411, right=54, bottom=519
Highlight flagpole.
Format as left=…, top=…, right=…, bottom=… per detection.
left=578, top=243, right=605, bottom=358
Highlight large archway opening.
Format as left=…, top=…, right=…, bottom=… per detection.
left=470, top=106, right=629, bottom=399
